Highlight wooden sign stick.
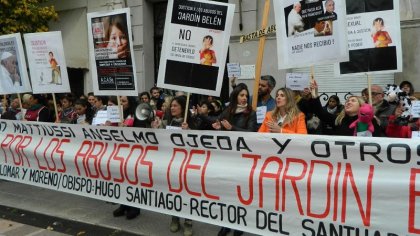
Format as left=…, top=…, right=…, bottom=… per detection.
left=251, top=0, right=271, bottom=111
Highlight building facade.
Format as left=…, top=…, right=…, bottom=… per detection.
left=48, top=0, right=420, bottom=98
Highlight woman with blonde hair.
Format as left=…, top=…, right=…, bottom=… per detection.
left=309, top=93, right=382, bottom=136
left=259, top=87, right=307, bottom=134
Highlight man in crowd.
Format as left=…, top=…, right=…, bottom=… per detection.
left=370, top=84, right=396, bottom=134
left=0, top=51, right=21, bottom=92
left=150, top=86, right=164, bottom=110
left=257, top=75, right=276, bottom=111
left=1, top=97, right=22, bottom=120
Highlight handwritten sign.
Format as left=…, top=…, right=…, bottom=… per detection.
left=286, top=73, right=309, bottom=91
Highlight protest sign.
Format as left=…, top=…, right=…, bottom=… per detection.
left=87, top=8, right=138, bottom=96
left=1, top=120, right=420, bottom=235
left=239, top=65, right=255, bottom=80
left=157, top=0, right=235, bottom=96
left=336, top=0, right=402, bottom=75
left=412, top=101, right=420, bottom=118
left=286, top=73, right=310, bottom=91
left=273, top=0, right=349, bottom=69
left=24, top=31, right=70, bottom=94
left=0, top=33, right=32, bottom=95
left=227, top=63, right=240, bottom=77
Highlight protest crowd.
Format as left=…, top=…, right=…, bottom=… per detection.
left=1, top=77, right=419, bottom=236
left=2, top=0, right=420, bottom=235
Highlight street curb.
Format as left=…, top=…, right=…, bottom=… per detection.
left=0, top=204, right=142, bottom=236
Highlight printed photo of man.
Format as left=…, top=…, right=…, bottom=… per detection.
left=0, top=51, right=21, bottom=92
left=287, top=2, right=305, bottom=37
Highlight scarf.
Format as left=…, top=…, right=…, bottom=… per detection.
left=235, top=104, right=248, bottom=114
left=327, top=106, right=337, bottom=114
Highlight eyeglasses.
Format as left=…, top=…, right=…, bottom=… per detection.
left=371, top=92, right=383, bottom=96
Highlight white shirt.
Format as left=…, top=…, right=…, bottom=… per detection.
left=288, top=9, right=304, bottom=37
left=0, top=65, right=19, bottom=94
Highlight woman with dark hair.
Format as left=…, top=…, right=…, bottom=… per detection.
left=258, top=87, right=307, bottom=134
left=73, top=99, right=94, bottom=125
left=93, top=96, right=107, bottom=115
left=139, top=91, right=151, bottom=104
left=153, top=95, right=195, bottom=129
left=213, top=83, right=256, bottom=236
left=210, top=100, right=223, bottom=117
left=107, top=96, right=118, bottom=106
left=400, top=81, right=417, bottom=100
left=58, top=94, right=77, bottom=124
left=213, top=83, right=257, bottom=132
left=194, top=100, right=216, bottom=130
left=151, top=95, right=195, bottom=236
left=24, top=94, right=51, bottom=122
left=321, top=95, right=343, bottom=135
left=112, top=96, right=142, bottom=220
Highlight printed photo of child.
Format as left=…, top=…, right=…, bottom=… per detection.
left=199, top=35, right=217, bottom=66
left=371, top=17, right=392, bottom=48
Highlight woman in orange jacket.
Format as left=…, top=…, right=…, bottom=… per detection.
left=258, top=87, right=307, bottom=134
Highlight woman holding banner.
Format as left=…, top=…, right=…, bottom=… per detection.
left=212, top=83, right=257, bottom=132
left=258, top=87, right=307, bottom=134
left=151, top=95, right=195, bottom=236
left=24, top=94, right=51, bottom=122
left=113, top=96, right=142, bottom=220
left=213, top=83, right=256, bottom=236
left=73, top=99, right=94, bottom=125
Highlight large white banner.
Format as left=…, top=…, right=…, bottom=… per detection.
left=273, top=0, right=349, bottom=69
left=0, top=33, right=32, bottom=95
left=87, top=8, right=138, bottom=96
left=336, top=0, right=402, bottom=75
left=1, top=120, right=420, bottom=235
left=24, top=32, right=70, bottom=94
left=157, top=0, right=235, bottom=96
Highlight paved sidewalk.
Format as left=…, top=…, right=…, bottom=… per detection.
left=0, top=218, right=69, bottom=236
left=0, top=180, right=256, bottom=236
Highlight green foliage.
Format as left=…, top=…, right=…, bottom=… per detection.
left=0, top=0, right=58, bottom=34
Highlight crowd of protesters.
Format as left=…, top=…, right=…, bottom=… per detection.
left=0, top=78, right=419, bottom=236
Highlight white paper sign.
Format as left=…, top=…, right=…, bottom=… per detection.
left=411, top=101, right=420, bottom=118
left=256, top=106, right=267, bottom=124
left=335, top=0, right=402, bottom=76
left=227, top=63, right=241, bottom=77
left=412, top=131, right=420, bottom=139
left=157, top=0, right=235, bottom=96
left=273, top=0, right=349, bottom=69
left=24, top=31, right=70, bottom=94
left=0, top=33, right=32, bottom=95
left=92, top=110, right=108, bottom=125
left=166, top=125, right=182, bottom=130
left=286, top=73, right=309, bottom=91
left=239, top=65, right=255, bottom=80
left=107, top=106, right=121, bottom=123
